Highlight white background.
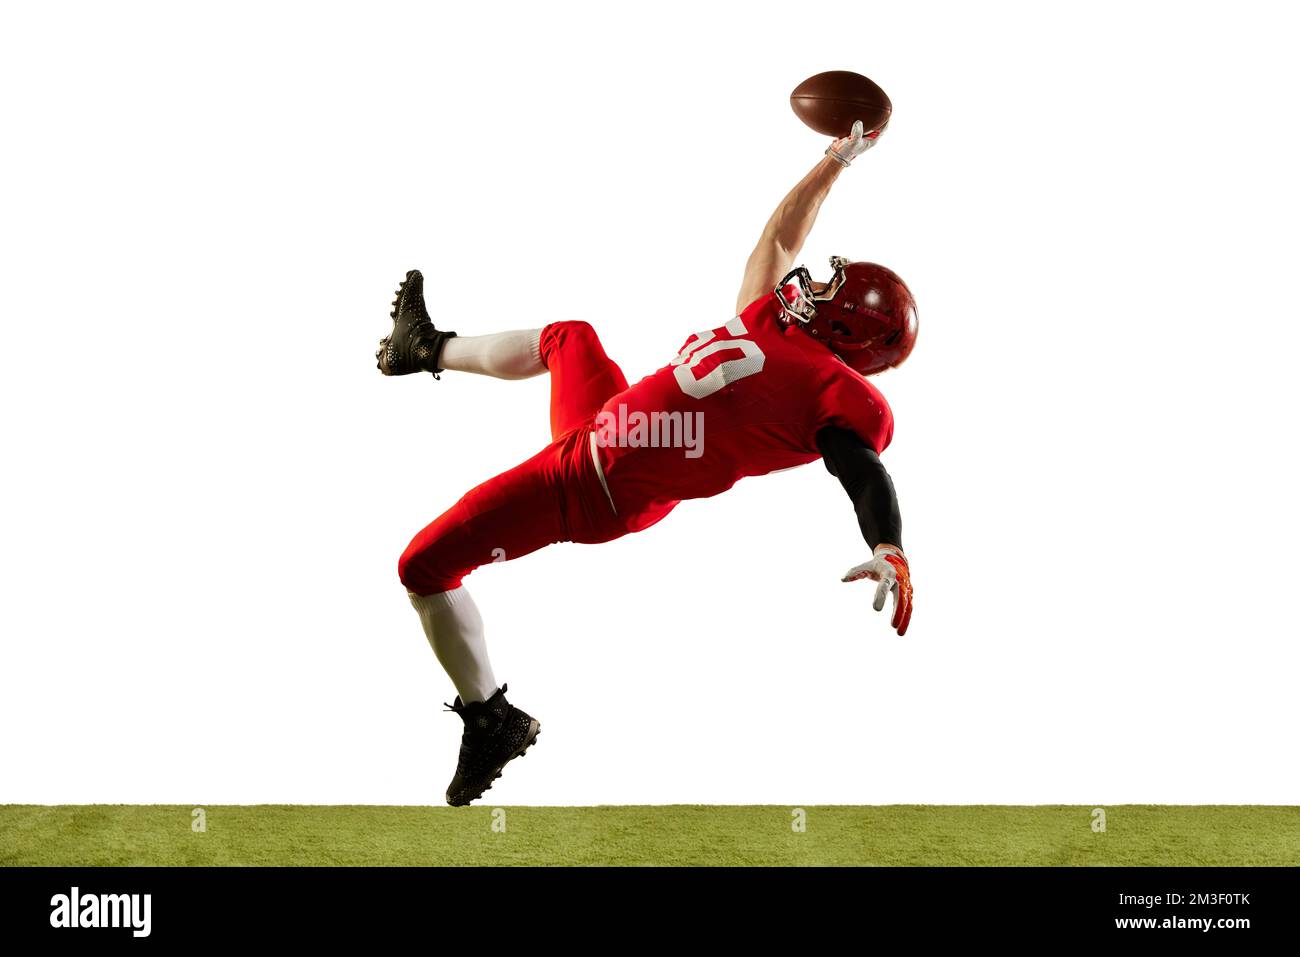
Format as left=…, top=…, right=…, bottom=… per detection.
left=2, top=0, right=1297, bottom=806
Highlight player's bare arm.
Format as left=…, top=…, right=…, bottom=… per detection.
left=736, top=120, right=883, bottom=314
left=735, top=154, right=843, bottom=314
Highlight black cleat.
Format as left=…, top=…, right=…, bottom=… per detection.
left=375, top=269, right=457, bottom=377
left=444, top=685, right=540, bottom=807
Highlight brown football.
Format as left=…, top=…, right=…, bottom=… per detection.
left=790, top=71, right=892, bottom=138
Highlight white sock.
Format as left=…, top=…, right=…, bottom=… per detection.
left=439, top=329, right=544, bottom=380
left=408, top=587, right=498, bottom=704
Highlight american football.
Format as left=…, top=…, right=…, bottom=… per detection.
left=791, top=70, right=893, bottom=137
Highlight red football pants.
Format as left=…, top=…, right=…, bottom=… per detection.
left=398, top=321, right=633, bottom=596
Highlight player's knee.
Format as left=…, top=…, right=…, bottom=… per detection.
left=396, top=543, right=421, bottom=591
left=397, top=540, right=460, bottom=594
left=542, top=320, right=603, bottom=362
left=557, top=319, right=598, bottom=342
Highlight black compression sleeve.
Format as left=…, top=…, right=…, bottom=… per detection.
left=815, top=426, right=903, bottom=552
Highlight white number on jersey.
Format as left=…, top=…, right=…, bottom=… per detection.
left=671, top=315, right=766, bottom=400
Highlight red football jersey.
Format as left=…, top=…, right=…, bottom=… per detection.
left=593, top=291, right=894, bottom=529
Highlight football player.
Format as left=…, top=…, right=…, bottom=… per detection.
left=377, top=120, right=917, bottom=805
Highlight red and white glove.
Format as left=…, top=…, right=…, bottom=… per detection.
left=842, top=544, right=913, bottom=636
left=825, top=119, right=886, bottom=167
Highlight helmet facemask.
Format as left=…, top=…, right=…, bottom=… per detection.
left=775, top=256, right=850, bottom=325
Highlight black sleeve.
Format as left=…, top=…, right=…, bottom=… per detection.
left=815, top=426, right=903, bottom=552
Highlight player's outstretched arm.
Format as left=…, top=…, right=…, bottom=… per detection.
left=734, top=120, right=885, bottom=314
left=816, top=425, right=913, bottom=637
left=734, top=154, right=842, bottom=314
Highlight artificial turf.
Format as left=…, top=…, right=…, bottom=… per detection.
left=2, top=805, right=1296, bottom=867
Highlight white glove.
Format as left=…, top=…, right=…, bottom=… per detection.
left=841, top=543, right=913, bottom=636
left=825, top=119, right=886, bottom=167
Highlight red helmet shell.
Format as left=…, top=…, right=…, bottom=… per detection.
left=780, top=260, right=918, bottom=375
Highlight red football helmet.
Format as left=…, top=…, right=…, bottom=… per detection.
left=776, top=256, right=918, bottom=375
